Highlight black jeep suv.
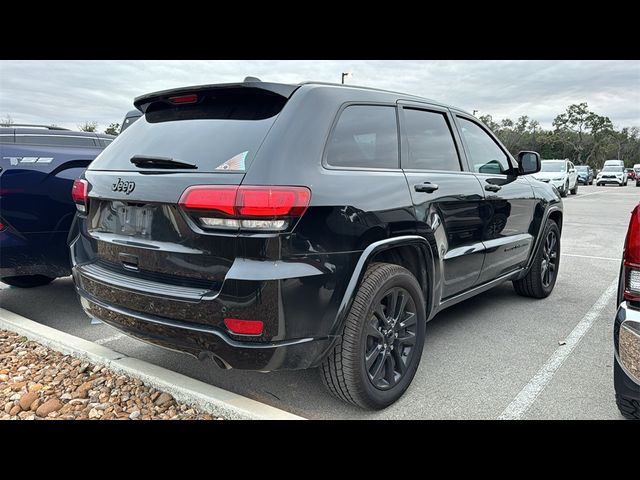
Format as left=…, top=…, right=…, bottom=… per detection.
left=70, top=81, right=563, bottom=409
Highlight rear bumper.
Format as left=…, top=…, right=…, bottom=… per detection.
left=76, top=290, right=334, bottom=370
left=70, top=232, right=357, bottom=370
left=614, top=301, right=640, bottom=400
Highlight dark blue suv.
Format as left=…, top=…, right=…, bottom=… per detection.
left=0, top=125, right=113, bottom=287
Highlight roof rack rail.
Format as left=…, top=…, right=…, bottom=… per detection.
left=0, top=123, right=71, bottom=131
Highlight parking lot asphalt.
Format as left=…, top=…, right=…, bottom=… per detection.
left=1, top=183, right=638, bottom=419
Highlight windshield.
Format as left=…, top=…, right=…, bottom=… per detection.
left=540, top=161, right=565, bottom=173
left=575, top=166, right=588, bottom=172
left=602, top=166, right=623, bottom=172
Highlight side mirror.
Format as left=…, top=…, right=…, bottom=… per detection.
left=517, top=151, right=541, bottom=175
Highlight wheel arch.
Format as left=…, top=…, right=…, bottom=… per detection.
left=333, top=236, right=435, bottom=336
left=521, top=205, right=563, bottom=276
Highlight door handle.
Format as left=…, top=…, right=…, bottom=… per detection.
left=414, top=182, right=439, bottom=193
left=484, top=183, right=502, bottom=192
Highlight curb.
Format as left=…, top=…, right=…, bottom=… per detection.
left=0, top=307, right=304, bottom=420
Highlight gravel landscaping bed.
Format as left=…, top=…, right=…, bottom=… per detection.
left=0, top=329, right=220, bottom=420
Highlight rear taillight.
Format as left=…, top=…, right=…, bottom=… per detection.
left=72, top=179, right=89, bottom=213
left=623, top=204, right=640, bottom=302
left=179, top=185, right=311, bottom=232
left=0, top=222, right=5, bottom=232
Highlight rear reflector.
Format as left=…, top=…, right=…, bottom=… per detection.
left=179, top=185, right=311, bottom=231
left=72, top=179, right=89, bottom=212
left=224, top=318, right=264, bottom=335
left=623, top=204, right=640, bottom=302
left=168, top=94, right=198, bottom=104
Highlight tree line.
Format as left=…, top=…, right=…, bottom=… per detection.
left=4, top=101, right=639, bottom=169
left=479, top=102, right=640, bottom=169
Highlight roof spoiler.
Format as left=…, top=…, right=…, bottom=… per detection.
left=133, top=82, right=299, bottom=113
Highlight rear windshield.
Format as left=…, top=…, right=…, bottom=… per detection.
left=89, top=92, right=285, bottom=173
left=575, top=166, right=588, bottom=171
left=602, top=166, right=623, bottom=172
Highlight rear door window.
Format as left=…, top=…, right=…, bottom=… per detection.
left=325, top=105, right=399, bottom=169
left=402, top=108, right=461, bottom=171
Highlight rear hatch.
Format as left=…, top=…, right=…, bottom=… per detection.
left=78, top=83, right=299, bottom=308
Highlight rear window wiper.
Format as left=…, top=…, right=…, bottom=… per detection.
left=130, top=155, right=197, bottom=169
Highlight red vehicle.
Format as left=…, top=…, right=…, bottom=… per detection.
left=626, top=168, right=636, bottom=181
left=614, top=202, right=640, bottom=419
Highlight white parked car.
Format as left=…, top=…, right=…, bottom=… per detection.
left=533, top=159, right=578, bottom=197
left=596, top=166, right=628, bottom=187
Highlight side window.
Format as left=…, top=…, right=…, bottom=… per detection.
left=457, top=117, right=511, bottom=175
left=403, top=108, right=461, bottom=171
left=326, top=105, right=398, bottom=169
left=15, top=135, right=98, bottom=147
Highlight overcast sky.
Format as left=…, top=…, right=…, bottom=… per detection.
left=1, top=60, right=638, bottom=132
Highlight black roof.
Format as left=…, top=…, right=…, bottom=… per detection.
left=133, top=80, right=461, bottom=113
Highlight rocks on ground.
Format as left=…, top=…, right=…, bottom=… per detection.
left=0, top=329, right=219, bottom=420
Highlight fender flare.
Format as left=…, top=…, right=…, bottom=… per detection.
left=523, top=205, right=563, bottom=273
left=333, top=235, right=435, bottom=334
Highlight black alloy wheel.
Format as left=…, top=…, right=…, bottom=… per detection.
left=540, top=229, right=558, bottom=288
left=365, top=287, right=418, bottom=390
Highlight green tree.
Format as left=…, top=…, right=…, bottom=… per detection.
left=479, top=114, right=499, bottom=132
left=104, top=123, right=120, bottom=136
left=552, top=102, right=613, bottom=167
left=78, top=121, right=98, bottom=132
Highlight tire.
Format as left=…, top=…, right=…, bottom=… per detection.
left=624, top=180, right=628, bottom=186
left=1, top=275, right=55, bottom=288
left=570, top=182, right=578, bottom=195
left=513, top=219, right=560, bottom=298
left=616, top=395, right=640, bottom=420
left=589, top=180, right=593, bottom=185
left=560, top=182, right=568, bottom=197
left=320, top=262, right=426, bottom=409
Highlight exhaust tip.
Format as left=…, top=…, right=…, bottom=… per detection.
left=199, top=351, right=231, bottom=370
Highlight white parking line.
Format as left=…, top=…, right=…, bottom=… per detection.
left=497, top=278, right=618, bottom=420
left=563, top=253, right=620, bottom=262
left=94, top=333, right=126, bottom=345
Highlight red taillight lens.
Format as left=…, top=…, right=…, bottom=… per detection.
left=179, top=185, right=311, bottom=231
left=623, top=204, right=640, bottom=302
left=0, top=222, right=5, bottom=232
left=237, top=187, right=311, bottom=217
left=179, top=186, right=237, bottom=215
left=168, top=94, right=198, bottom=104
left=224, top=318, right=264, bottom=335
left=72, top=179, right=89, bottom=212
